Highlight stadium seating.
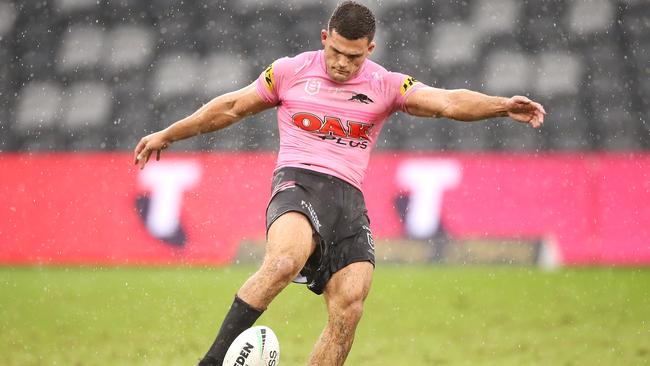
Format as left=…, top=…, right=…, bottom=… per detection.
left=57, top=24, right=105, bottom=77
left=202, top=52, right=250, bottom=98
left=429, top=21, right=479, bottom=69
left=62, top=80, right=113, bottom=150
left=471, top=0, right=521, bottom=37
left=109, top=78, right=152, bottom=150
left=14, top=80, right=64, bottom=151
left=567, top=0, right=615, bottom=37
left=0, top=49, right=12, bottom=151
left=0, top=0, right=647, bottom=152
left=0, top=1, right=16, bottom=40
left=103, top=24, right=155, bottom=75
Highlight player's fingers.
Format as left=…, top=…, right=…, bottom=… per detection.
left=524, top=112, right=536, bottom=128
left=530, top=101, right=546, bottom=115
left=524, top=103, right=543, bottom=117
left=531, top=111, right=544, bottom=128
left=138, top=148, right=150, bottom=170
left=134, top=140, right=145, bottom=164
left=156, top=149, right=161, bottom=161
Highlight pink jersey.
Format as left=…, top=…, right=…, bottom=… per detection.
left=255, top=50, right=425, bottom=189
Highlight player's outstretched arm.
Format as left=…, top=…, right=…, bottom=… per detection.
left=405, top=87, right=546, bottom=128
left=133, top=83, right=274, bottom=169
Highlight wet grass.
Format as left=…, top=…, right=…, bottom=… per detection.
left=1, top=266, right=648, bottom=365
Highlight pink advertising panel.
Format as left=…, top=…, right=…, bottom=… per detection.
left=1, top=152, right=648, bottom=265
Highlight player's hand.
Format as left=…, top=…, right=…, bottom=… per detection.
left=133, top=130, right=171, bottom=170
left=505, top=95, right=546, bottom=128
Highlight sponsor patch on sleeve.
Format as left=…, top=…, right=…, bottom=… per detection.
left=264, top=62, right=276, bottom=92
left=400, top=75, right=418, bottom=96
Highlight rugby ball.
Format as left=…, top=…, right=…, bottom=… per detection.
left=222, top=326, right=280, bottom=366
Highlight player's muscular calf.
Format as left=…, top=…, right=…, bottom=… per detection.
left=309, top=261, right=373, bottom=366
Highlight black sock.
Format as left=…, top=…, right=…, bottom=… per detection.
left=198, top=296, right=264, bottom=366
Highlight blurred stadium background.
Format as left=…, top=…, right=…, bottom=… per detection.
left=1, top=0, right=650, bottom=365
left=0, top=0, right=648, bottom=152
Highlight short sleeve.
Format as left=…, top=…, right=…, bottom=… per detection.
left=386, top=72, right=427, bottom=113
left=255, top=58, right=289, bottom=105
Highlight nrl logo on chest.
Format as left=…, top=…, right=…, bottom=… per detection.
left=304, top=78, right=321, bottom=95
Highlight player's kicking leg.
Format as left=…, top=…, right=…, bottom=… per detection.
left=238, top=212, right=316, bottom=308
left=199, top=212, right=316, bottom=366
left=308, top=261, right=374, bottom=366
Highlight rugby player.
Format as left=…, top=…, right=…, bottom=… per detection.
left=133, top=2, right=545, bottom=365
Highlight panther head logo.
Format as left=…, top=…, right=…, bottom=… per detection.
left=348, top=93, right=374, bottom=104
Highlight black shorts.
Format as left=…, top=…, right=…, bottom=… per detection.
left=266, top=167, right=375, bottom=295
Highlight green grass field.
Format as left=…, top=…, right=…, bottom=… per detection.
left=1, top=266, right=649, bottom=365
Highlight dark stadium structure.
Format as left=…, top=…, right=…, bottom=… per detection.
left=0, top=0, right=648, bottom=152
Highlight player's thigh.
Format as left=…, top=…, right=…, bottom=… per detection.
left=265, top=211, right=317, bottom=265
left=323, top=261, right=374, bottom=310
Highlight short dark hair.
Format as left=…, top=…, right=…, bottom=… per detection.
left=328, top=1, right=376, bottom=42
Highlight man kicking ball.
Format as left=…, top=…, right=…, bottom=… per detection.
left=133, top=2, right=545, bottom=365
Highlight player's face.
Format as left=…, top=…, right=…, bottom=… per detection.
left=321, top=29, right=375, bottom=83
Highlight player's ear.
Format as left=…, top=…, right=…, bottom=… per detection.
left=321, top=29, right=328, bottom=46
left=367, top=41, right=376, bottom=54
